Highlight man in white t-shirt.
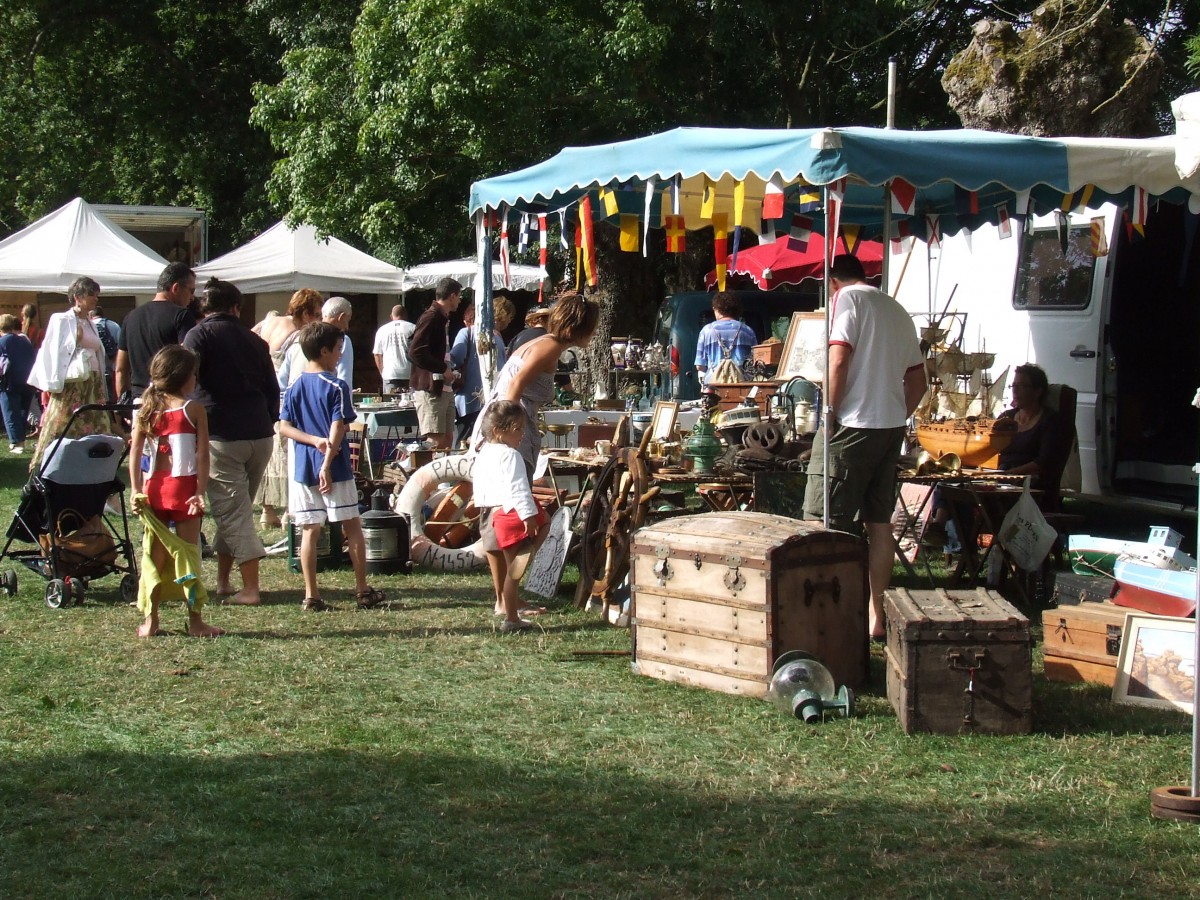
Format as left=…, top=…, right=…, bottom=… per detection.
left=373, top=305, right=416, bottom=393
left=803, top=254, right=926, bottom=641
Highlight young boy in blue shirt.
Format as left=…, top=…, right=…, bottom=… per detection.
left=279, top=322, right=386, bottom=611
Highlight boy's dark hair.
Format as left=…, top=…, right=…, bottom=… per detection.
left=298, top=321, right=344, bottom=361
left=830, top=254, right=866, bottom=282
left=480, top=399, right=526, bottom=440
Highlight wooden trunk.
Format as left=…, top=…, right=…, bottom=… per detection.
left=630, top=512, right=868, bottom=698
left=1041, top=600, right=1128, bottom=687
left=1051, top=572, right=1116, bottom=606
left=885, top=587, right=1032, bottom=735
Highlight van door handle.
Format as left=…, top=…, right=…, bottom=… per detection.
left=1070, top=348, right=1097, bottom=359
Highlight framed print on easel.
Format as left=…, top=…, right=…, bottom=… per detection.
left=639, top=401, right=680, bottom=454
left=777, top=311, right=827, bottom=383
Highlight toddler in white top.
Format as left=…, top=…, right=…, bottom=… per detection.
left=472, top=400, right=546, bottom=632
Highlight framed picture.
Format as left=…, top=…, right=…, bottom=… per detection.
left=640, top=401, right=680, bottom=453
left=777, top=311, right=827, bottom=383
left=1113, top=614, right=1195, bottom=714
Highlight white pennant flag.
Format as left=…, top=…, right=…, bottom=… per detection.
left=644, top=175, right=656, bottom=258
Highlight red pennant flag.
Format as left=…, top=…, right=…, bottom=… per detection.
left=762, top=175, right=785, bottom=220
left=712, top=213, right=728, bottom=291
left=997, top=206, right=1012, bottom=240
left=890, top=218, right=911, bottom=255
left=499, top=208, right=511, bottom=289
left=890, top=178, right=917, bottom=216
left=787, top=214, right=812, bottom=252
left=926, top=214, right=941, bottom=248
left=1131, top=186, right=1149, bottom=227
left=665, top=215, right=686, bottom=253
left=537, top=214, right=547, bottom=302
left=579, top=197, right=597, bottom=286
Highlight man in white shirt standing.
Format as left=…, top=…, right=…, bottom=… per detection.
left=803, top=255, right=926, bottom=642
left=373, top=304, right=416, bottom=394
left=321, top=296, right=355, bottom=391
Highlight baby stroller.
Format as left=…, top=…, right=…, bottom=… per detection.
left=1, top=404, right=138, bottom=608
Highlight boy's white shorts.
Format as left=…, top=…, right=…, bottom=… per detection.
left=289, top=479, right=360, bottom=525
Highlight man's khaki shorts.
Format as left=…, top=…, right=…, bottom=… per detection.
left=413, top=390, right=454, bottom=437
left=803, top=424, right=906, bottom=533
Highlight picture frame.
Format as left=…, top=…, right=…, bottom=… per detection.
left=640, top=401, right=680, bottom=454
left=1112, top=613, right=1195, bottom=714
left=777, top=311, right=828, bottom=383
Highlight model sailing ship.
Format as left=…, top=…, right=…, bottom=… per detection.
left=912, top=317, right=1016, bottom=468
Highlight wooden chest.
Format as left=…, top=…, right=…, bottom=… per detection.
left=1041, top=600, right=1128, bottom=687
left=630, top=512, right=868, bottom=698
left=707, top=381, right=780, bottom=414
left=884, top=588, right=1032, bottom=735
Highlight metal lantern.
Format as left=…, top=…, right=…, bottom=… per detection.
left=361, top=489, right=411, bottom=575
left=766, top=650, right=854, bottom=724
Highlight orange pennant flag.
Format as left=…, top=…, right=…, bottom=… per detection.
left=619, top=214, right=639, bottom=252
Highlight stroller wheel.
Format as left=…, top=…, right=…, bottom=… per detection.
left=68, top=578, right=86, bottom=605
left=2, top=570, right=16, bottom=597
left=120, top=574, right=138, bottom=603
left=45, top=579, right=72, bottom=609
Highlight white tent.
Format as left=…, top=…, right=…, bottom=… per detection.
left=403, top=258, right=547, bottom=292
left=0, top=197, right=168, bottom=293
left=195, top=221, right=406, bottom=294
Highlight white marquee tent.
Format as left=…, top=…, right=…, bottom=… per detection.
left=0, top=197, right=168, bottom=293
left=195, top=221, right=406, bottom=294
left=402, top=257, right=547, bottom=292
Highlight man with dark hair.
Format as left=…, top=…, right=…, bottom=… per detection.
left=408, top=277, right=462, bottom=448
left=803, top=254, right=926, bottom=641
left=694, top=292, right=757, bottom=387
left=116, top=261, right=197, bottom=400
left=90, top=304, right=120, bottom=402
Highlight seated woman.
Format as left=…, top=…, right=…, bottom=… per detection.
left=924, top=363, right=1060, bottom=548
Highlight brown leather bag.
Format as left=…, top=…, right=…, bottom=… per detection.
left=39, top=509, right=118, bottom=577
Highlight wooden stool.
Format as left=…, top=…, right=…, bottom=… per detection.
left=697, top=483, right=752, bottom=511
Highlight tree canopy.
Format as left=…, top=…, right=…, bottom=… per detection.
left=1, top=0, right=1197, bottom=264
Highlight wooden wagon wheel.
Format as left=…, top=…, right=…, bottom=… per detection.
left=573, top=448, right=650, bottom=612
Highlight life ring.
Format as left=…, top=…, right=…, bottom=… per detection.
left=394, top=454, right=488, bottom=572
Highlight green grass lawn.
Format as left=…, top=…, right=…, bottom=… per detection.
left=0, top=450, right=1197, bottom=898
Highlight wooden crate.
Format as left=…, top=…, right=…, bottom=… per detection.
left=752, top=342, right=782, bottom=366
left=631, top=512, right=868, bottom=698
left=884, top=587, right=1032, bottom=735
left=1041, top=600, right=1128, bottom=687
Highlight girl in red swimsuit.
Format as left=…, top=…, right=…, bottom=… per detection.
left=128, top=346, right=219, bottom=638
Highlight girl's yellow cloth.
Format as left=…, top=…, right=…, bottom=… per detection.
left=133, top=494, right=208, bottom=616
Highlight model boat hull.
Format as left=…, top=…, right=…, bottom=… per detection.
left=1113, top=558, right=1198, bottom=618
left=916, top=419, right=1016, bottom=468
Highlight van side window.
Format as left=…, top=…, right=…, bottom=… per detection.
left=1014, top=226, right=1095, bottom=310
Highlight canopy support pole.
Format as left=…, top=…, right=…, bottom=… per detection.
left=822, top=184, right=831, bottom=531
left=477, top=211, right=496, bottom=406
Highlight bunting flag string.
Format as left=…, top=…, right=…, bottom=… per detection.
left=731, top=225, right=742, bottom=270
left=498, top=207, right=511, bottom=289
left=788, top=214, right=812, bottom=252
left=733, top=179, right=746, bottom=227
left=925, top=214, right=941, bottom=249
left=619, top=214, right=640, bottom=252
left=997, top=205, right=1013, bottom=240
left=537, top=214, right=547, bottom=303
left=890, top=219, right=911, bottom=255
left=1062, top=184, right=1095, bottom=213
left=760, top=216, right=783, bottom=246
left=841, top=223, right=861, bottom=255
left=643, top=176, right=655, bottom=258
left=955, top=186, right=979, bottom=216
left=665, top=215, right=686, bottom=253
left=579, top=196, right=597, bottom=286
left=558, top=208, right=570, bottom=250
left=700, top=176, right=717, bottom=220
left=1090, top=216, right=1108, bottom=257
left=600, top=186, right=619, bottom=217
left=890, top=178, right=917, bottom=216
left=762, top=175, right=785, bottom=220
left=796, top=186, right=821, bottom=213
left=712, top=213, right=728, bottom=291
left=517, top=212, right=531, bottom=254
left=826, top=179, right=845, bottom=265
left=672, top=175, right=682, bottom=215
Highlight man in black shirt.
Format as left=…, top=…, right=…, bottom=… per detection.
left=115, top=261, right=197, bottom=400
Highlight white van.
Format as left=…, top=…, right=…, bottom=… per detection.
left=892, top=200, right=1199, bottom=508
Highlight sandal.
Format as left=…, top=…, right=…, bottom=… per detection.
left=355, top=586, right=386, bottom=609
left=301, top=597, right=330, bottom=612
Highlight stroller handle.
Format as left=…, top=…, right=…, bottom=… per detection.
left=37, top=403, right=133, bottom=477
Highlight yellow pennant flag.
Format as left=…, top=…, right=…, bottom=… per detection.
left=700, top=176, right=716, bottom=220
left=733, top=179, right=745, bottom=227
left=712, top=212, right=728, bottom=291
left=599, top=187, right=619, bottom=217
left=619, top=214, right=640, bottom=252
